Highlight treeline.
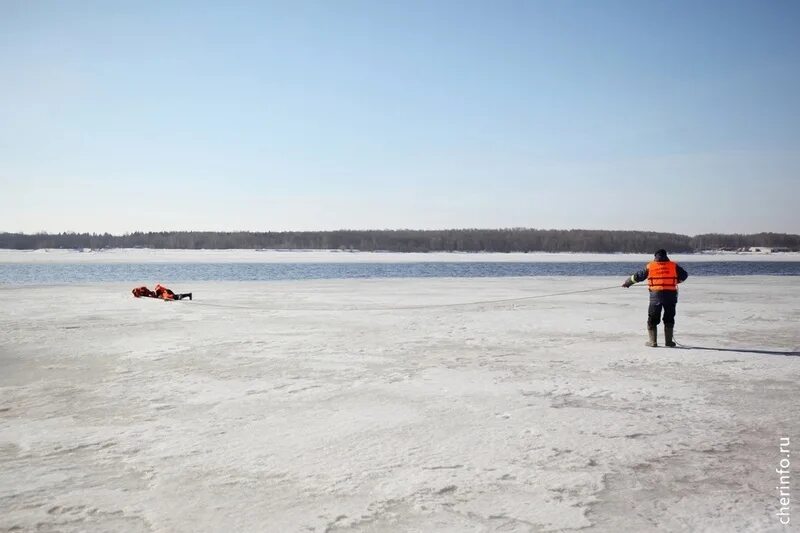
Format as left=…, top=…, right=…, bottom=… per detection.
left=1, top=229, right=798, bottom=252
left=690, top=232, right=800, bottom=250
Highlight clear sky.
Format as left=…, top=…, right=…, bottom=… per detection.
left=1, top=0, right=798, bottom=235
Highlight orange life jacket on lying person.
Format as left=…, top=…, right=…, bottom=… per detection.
left=132, top=286, right=156, bottom=298
left=154, top=284, right=176, bottom=300
left=647, top=261, right=678, bottom=291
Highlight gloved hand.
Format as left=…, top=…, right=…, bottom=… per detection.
left=622, top=279, right=634, bottom=288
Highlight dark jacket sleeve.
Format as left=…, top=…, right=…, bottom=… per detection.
left=630, top=266, right=649, bottom=283
left=677, top=264, right=689, bottom=283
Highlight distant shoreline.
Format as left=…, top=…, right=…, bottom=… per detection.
left=1, top=248, right=799, bottom=264
left=3, top=229, right=798, bottom=256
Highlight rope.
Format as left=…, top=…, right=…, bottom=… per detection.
left=144, top=287, right=800, bottom=355
left=168, top=284, right=624, bottom=312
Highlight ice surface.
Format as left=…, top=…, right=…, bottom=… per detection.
left=0, top=277, right=798, bottom=532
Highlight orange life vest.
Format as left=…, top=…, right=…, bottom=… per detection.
left=647, top=261, right=678, bottom=291
left=154, top=284, right=175, bottom=300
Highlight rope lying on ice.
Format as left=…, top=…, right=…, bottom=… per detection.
left=141, top=288, right=800, bottom=355
left=164, top=284, right=624, bottom=312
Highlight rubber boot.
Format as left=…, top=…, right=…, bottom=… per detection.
left=664, top=326, right=675, bottom=347
left=646, top=328, right=657, bottom=347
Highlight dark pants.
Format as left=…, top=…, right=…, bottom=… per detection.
left=648, top=290, right=677, bottom=328
left=163, top=290, right=192, bottom=300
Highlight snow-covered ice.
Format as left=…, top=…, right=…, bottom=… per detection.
left=0, top=277, right=798, bottom=532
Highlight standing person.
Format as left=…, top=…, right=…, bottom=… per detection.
left=622, top=249, right=689, bottom=347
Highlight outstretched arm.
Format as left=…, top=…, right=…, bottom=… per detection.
left=622, top=266, right=649, bottom=287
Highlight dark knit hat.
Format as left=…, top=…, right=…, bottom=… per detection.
left=654, top=249, right=668, bottom=261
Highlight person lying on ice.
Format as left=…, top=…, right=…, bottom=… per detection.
left=621, top=249, right=688, bottom=347
left=131, top=284, right=192, bottom=301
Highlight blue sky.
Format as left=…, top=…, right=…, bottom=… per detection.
left=1, top=0, right=798, bottom=235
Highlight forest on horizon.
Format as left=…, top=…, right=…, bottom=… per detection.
left=1, top=229, right=799, bottom=253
